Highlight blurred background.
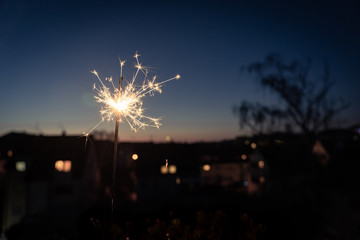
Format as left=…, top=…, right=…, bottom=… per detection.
left=0, top=0, right=359, bottom=239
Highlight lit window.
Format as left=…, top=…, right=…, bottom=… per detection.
left=161, top=165, right=177, bottom=174
left=55, top=161, right=64, bottom=171
left=259, top=176, right=266, bottom=183
left=250, top=143, right=257, bottom=149
left=7, top=150, right=13, bottom=157
left=129, top=192, right=137, bottom=202
left=202, top=164, right=211, bottom=171
left=241, top=154, right=247, bottom=160
left=132, top=154, right=138, bottom=160
left=55, top=160, right=71, bottom=172
left=63, top=161, right=71, bottom=172
left=258, top=160, right=265, bottom=169
left=274, top=139, right=284, bottom=144
left=169, top=165, right=177, bottom=174
left=160, top=165, right=168, bottom=174
left=16, top=161, right=26, bottom=172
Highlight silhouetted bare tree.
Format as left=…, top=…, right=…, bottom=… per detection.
left=233, top=101, right=288, bottom=134
left=234, top=54, right=349, bottom=134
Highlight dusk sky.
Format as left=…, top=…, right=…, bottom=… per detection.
left=0, top=0, right=359, bottom=142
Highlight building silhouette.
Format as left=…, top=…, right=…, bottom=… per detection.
left=1, top=126, right=358, bottom=239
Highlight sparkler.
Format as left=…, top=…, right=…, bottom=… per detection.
left=84, top=52, right=180, bottom=221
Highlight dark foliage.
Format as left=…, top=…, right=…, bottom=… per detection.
left=234, top=54, right=349, bottom=134
left=77, top=210, right=265, bottom=240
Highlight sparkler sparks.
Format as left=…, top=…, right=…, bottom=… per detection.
left=84, top=53, right=180, bottom=139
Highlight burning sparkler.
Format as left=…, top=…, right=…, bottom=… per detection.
left=84, top=52, right=180, bottom=221
left=85, top=53, right=180, bottom=137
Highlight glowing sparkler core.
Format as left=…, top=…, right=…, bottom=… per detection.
left=86, top=53, right=180, bottom=136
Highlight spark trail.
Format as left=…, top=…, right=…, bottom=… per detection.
left=84, top=52, right=180, bottom=140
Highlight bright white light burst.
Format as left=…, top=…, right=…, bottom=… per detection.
left=84, top=52, right=180, bottom=138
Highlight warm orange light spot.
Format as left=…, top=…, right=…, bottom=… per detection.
left=259, top=176, right=266, bottom=183
left=165, top=136, right=171, bottom=142
left=161, top=165, right=168, bottom=174
left=7, top=150, right=13, bottom=157
left=130, top=192, right=137, bottom=202
left=55, top=161, right=64, bottom=171
left=132, top=154, right=138, bottom=160
left=55, top=160, right=71, bottom=172
left=258, top=160, right=265, bottom=169
left=160, top=164, right=176, bottom=174
left=244, top=140, right=250, bottom=145
left=176, top=177, right=181, bottom=184
left=241, top=154, right=247, bottom=160
left=203, top=164, right=211, bottom=171
left=63, top=160, right=71, bottom=172
left=251, top=143, right=257, bottom=149
left=169, top=165, right=177, bottom=174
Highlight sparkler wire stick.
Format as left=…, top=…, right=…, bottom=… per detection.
left=111, top=73, right=122, bottom=222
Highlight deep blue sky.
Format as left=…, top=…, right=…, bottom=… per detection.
left=0, top=0, right=359, bottom=142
